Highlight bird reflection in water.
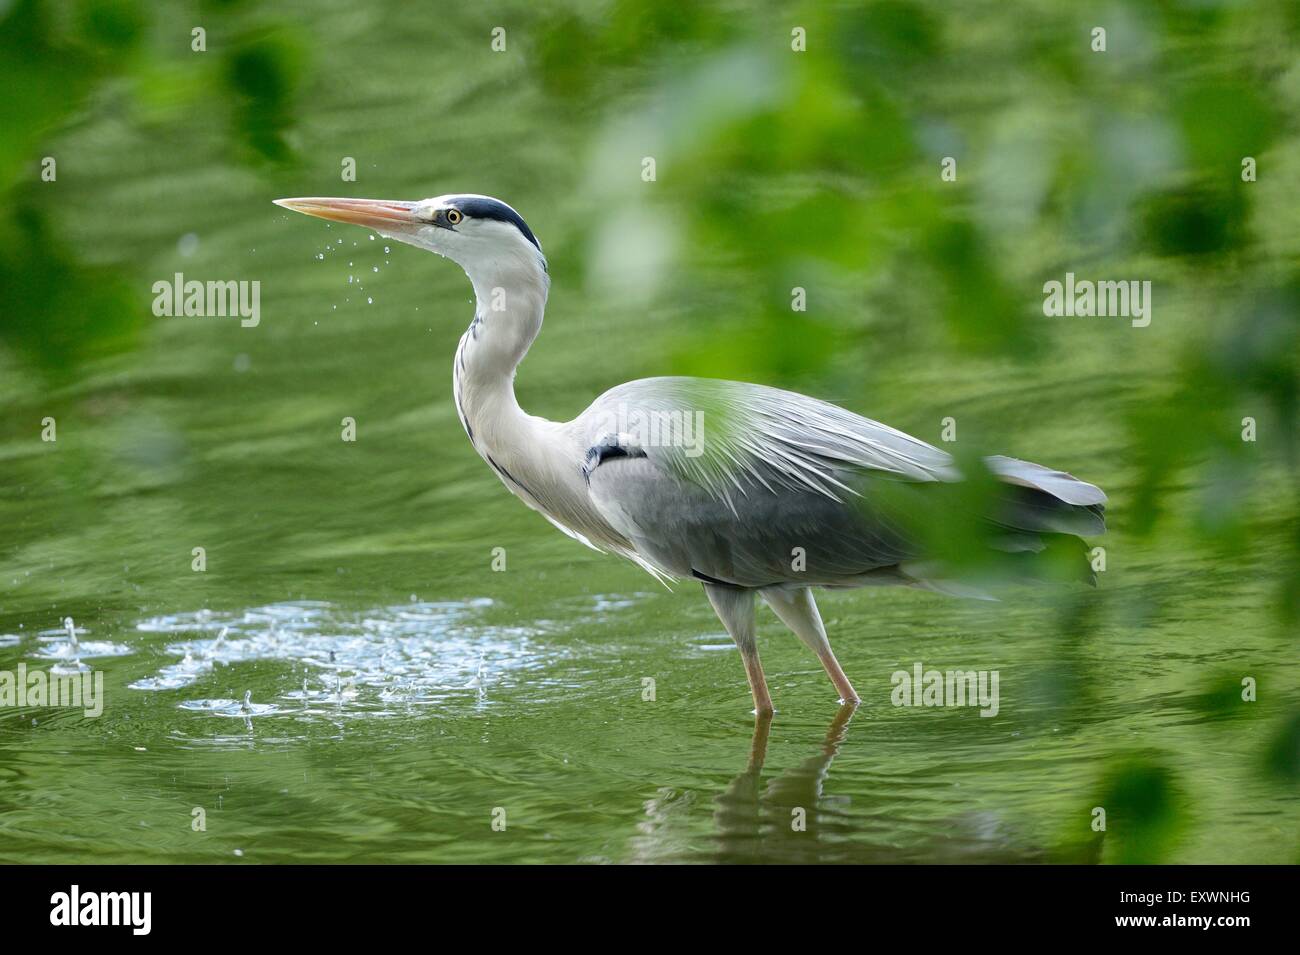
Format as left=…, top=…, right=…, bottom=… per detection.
left=627, top=704, right=857, bottom=864
left=710, top=704, right=858, bottom=864
left=629, top=703, right=1052, bottom=863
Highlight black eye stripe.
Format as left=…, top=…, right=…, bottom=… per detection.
left=450, top=197, right=541, bottom=250
left=424, top=198, right=542, bottom=251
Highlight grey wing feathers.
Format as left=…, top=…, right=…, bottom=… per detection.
left=575, top=377, right=1106, bottom=588
left=585, top=377, right=957, bottom=505
left=584, top=454, right=920, bottom=587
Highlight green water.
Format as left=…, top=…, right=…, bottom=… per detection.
left=1, top=0, right=1297, bottom=864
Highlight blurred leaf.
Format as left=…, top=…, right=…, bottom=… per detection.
left=223, top=28, right=305, bottom=163
left=0, top=203, right=143, bottom=373
left=1095, top=757, right=1184, bottom=864
left=1138, top=179, right=1249, bottom=258
left=834, top=0, right=941, bottom=79
left=922, top=217, right=1034, bottom=355
left=1192, top=672, right=1263, bottom=723
left=1264, top=711, right=1300, bottom=783
left=1177, top=82, right=1274, bottom=177
left=78, top=0, right=146, bottom=54
left=0, top=0, right=101, bottom=188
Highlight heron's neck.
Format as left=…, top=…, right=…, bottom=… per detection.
left=452, top=257, right=550, bottom=453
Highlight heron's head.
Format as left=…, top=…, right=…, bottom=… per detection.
left=273, top=193, right=546, bottom=283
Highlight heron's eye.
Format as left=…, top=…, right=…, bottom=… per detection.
left=445, top=209, right=463, bottom=225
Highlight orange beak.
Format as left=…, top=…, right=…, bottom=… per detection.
left=273, top=197, right=422, bottom=231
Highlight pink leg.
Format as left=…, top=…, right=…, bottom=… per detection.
left=761, top=587, right=860, bottom=705
left=704, top=584, right=774, bottom=715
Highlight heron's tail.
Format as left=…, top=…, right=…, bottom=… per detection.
left=985, top=455, right=1107, bottom=510
left=983, top=455, right=1106, bottom=586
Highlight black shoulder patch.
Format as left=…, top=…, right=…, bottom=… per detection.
left=581, top=435, right=647, bottom=484
left=455, top=197, right=541, bottom=251
left=587, top=442, right=646, bottom=466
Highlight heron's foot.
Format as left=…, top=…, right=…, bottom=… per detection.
left=816, top=652, right=859, bottom=706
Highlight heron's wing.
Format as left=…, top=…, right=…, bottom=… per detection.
left=580, top=377, right=958, bottom=502
left=573, top=377, right=1104, bottom=589
left=572, top=377, right=943, bottom=587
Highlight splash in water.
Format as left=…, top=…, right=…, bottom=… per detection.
left=132, top=599, right=552, bottom=717
left=34, top=616, right=132, bottom=665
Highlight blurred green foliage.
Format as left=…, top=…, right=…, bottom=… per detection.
left=0, top=201, right=138, bottom=370
left=0, top=0, right=303, bottom=376
left=1094, top=758, right=1186, bottom=865
left=524, top=4, right=1300, bottom=830
left=1264, top=711, right=1300, bottom=784
left=223, top=28, right=306, bottom=164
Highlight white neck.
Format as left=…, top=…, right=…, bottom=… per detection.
left=444, top=237, right=624, bottom=554
left=451, top=251, right=551, bottom=460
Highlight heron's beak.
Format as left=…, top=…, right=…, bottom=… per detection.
left=273, top=197, right=422, bottom=233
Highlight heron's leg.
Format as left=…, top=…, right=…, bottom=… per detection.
left=703, top=584, right=773, bottom=715
left=760, top=587, right=860, bottom=705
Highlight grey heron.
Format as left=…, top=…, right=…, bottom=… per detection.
left=274, top=194, right=1106, bottom=714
